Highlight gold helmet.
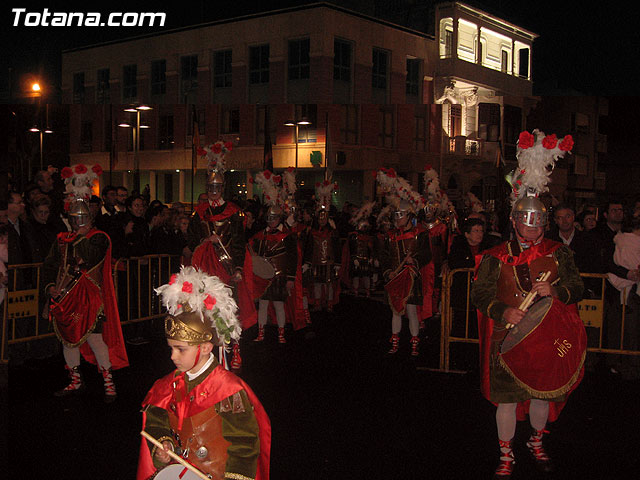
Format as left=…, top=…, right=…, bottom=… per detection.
left=165, top=311, right=218, bottom=346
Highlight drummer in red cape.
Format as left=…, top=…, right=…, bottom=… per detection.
left=43, top=163, right=128, bottom=403
left=376, top=168, right=432, bottom=356
left=137, top=266, right=270, bottom=480
left=471, top=130, right=586, bottom=479
left=248, top=170, right=305, bottom=343
left=187, top=141, right=257, bottom=369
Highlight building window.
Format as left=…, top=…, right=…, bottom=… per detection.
left=73, top=72, right=85, bottom=104
left=413, top=106, right=429, bottom=152
left=478, top=103, right=500, bottom=142
left=151, top=60, right=166, bottom=96
left=158, top=115, right=174, bottom=150
left=123, top=64, right=137, bottom=101
left=341, top=105, right=359, bottom=144
left=80, top=121, right=92, bottom=152
left=181, top=55, right=198, bottom=100
left=334, top=39, right=352, bottom=82
left=249, top=44, right=270, bottom=84
left=288, top=38, right=310, bottom=80
left=406, top=59, right=420, bottom=97
left=518, top=48, right=529, bottom=78
left=379, top=106, right=395, bottom=148
left=573, top=154, right=589, bottom=175
left=445, top=29, right=454, bottom=58
left=97, top=69, right=110, bottom=104
left=294, top=104, right=317, bottom=143
left=503, top=105, right=522, bottom=148
left=214, top=50, right=232, bottom=88
left=221, top=106, right=240, bottom=134
left=571, top=113, right=590, bottom=135
left=372, top=48, right=389, bottom=90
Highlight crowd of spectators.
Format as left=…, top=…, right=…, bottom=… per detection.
left=1, top=168, right=639, bottom=376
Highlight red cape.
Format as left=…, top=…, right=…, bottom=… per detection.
left=192, top=239, right=258, bottom=331
left=475, top=239, right=579, bottom=422
left=250, top=230, right=306, bottom=330
left=55, top=229, right=129, bottom=370
left=194, top=200, right=240, bottom=223
left=137, top=365, right=271, bottom=480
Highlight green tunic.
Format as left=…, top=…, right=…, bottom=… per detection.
left=471, top=244, right=584, bottom=403
left=143, top=358, right=260, bottom=479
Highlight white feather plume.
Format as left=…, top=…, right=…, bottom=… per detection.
left=155, top=266, right=241, bottom=344
left=350, top=201, right=375, bottom=226
left=61, top=164, right=101, bottom=206
left=253, top=170, right=282, bottom=207
left=509, top=129, right=574, bottom=208
left=376, top=168, right=424, bottom=212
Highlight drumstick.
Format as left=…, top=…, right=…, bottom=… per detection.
left=505, top=271, right=551, bottom=329
left=140, top=431, right=211, bottom=480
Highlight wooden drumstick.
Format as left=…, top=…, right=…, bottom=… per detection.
left=140, top=431, right=211, bottom=480
left=505, top=271, right=551, bottom=329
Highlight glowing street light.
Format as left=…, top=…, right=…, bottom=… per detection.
left=284, top=117, right=310, bottom=169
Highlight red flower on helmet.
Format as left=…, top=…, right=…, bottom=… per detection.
left=197, top=147, right=207, bottom=156
left=424, top=164, right=433, bottom=171
left=287, top=166, right=295, bottom=172
left=559, top=135, right=574, bottom=152
left=204, top=294, right=217, bottom=310
left=248, top=177, right=254, bottom=184
left=273, top=175, right=281, bottom=184
left=92, top=164, right=103, bottom=176
left=74, top=164, right=88, bottom=174
left=542, top=134, right=558, bottom=149
left=263, top=170, right=272, bottom=179
left=182, top=281, right=193, bottom=293
left=387, top=168, right=397, bottom=178
left=518, top=131, right=535, bottom=149
left=224, top=141, right=233, bottom=151
left=61, top=167, right=73, bottom=179
left=212, top=143, right=222, bottom=154
left=169, top=274, right=177, bottom=285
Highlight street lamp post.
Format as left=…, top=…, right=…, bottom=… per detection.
left=284, top=117, right=311, bottom=169
left=120, top=105, right=151, bottom=193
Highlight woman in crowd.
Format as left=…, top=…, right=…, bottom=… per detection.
left=27, top=195, right=61, bottom=263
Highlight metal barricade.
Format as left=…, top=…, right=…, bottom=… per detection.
left=2, top=255, right=182, bottom=363
left=439, top=268, right=640, bottom=373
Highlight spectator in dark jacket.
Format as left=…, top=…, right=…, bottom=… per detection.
left=26, top=195, right=60, bottom=263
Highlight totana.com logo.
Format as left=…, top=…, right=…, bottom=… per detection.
left=11, top=8, right=166, bottom=27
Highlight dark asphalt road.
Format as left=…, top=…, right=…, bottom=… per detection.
left=7, top=293, right=640, bottom=479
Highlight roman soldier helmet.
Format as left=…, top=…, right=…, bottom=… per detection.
left=60, top=163, right=103, bottom=229
left=252, top=170, right=284, bottom=223
left=201, top=141, right=233, bottom=194
left=376, top=167, right=424, bottom=221
left=155, top=266, right=241, bottom=347
left=508, top=129, right=574, bottom=227
left=315, top=179, right=337, bottom=221
left=350, top=201, right=375, bottom=231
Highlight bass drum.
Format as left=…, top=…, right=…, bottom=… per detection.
left=150, top=464, right=204, bottom=480
left=252, top=255, right=276, bottom=280
left=499, top=297, right=587, bottom=397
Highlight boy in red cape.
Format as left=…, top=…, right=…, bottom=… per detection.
left=137, top=266, right=270, bottom=480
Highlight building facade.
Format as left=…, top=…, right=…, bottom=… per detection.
left=62, top=2, right=539, bottom=209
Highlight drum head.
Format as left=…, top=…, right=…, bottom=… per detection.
left=252, top=255, right=276, bottom=279
left=152, top=464, right=202, bottom=480
left=501, top=297, right=553, bottom=354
